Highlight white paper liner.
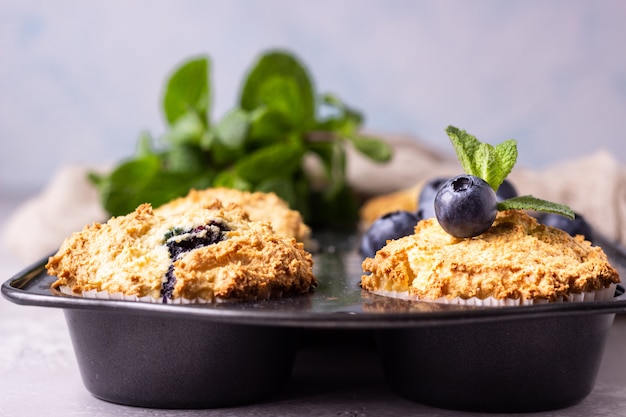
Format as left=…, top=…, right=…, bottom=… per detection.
left=369, top=283, right=618, bottom=307
left=56, top=285, right=284, bottom=304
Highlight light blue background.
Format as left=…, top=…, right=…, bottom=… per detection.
left=2, top=0, right=625, bottom=193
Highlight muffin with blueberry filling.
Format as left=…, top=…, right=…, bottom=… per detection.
left=47, top=201, right=316, bottom=303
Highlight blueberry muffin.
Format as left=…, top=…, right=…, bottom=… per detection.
left=47, top=201, right=316, bottom=303
left=361, top=210, right=619, bottom=304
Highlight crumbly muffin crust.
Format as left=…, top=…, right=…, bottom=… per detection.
left=361, top=210, right=619, bottom=301
left=47, top=201, right=316, bottom=302
left=155, top=187, right=311, bottom=246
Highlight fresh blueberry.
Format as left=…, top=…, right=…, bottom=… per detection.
left=536, top=212, right=594, bottom=241
left=434, top=174, right=497, bottom=238
left=496, top=179, right=518, bottom=201
left=418, top=177, right=449, bottom=219
left=359, top=210, right=421, bottom=258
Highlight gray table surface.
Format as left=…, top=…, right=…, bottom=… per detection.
left=2, top=192, right=625, bottom=417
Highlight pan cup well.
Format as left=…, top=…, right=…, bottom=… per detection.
left=376, top=313, right=615, bottom=413
left=64, top=309, right=300, bottom=409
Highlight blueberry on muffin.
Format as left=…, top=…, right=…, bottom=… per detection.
left=360, top=126, right=620, bottom=304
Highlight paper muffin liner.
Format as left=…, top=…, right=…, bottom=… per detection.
left=56, top=285, right=284, bottom=304
left=369, top=283, right=618, bottom=307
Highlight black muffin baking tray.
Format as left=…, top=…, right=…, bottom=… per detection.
left=3, top=231, right=626, bottom=412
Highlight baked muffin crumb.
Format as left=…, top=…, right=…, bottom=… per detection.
left=154, top=187, right=311, bottom=247
left=361, top=210, right=619, bottom=302
left=47, top=200, right=316, bottom=303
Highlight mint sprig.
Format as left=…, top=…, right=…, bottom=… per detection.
left=445, top=125, right=575, bottom=220
left=89, top=50, right=393, bottom=228
left=446, top=126, right=517, bottom=192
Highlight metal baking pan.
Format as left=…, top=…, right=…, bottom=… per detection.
left=3, top=231, right=626, bottom=412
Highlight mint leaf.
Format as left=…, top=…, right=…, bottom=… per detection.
left=215, top=108, right=249, bottom=148
left=136, top=131, right=155, bottom=157
left=315, top=93, right=392, bottom=164
left=234, top=143, right=305, bottom=183
left=474, top=142, right=497, bottom=187
left=497, top=195, right=575, bottom=219
left=161, top=111, right=205, bottom=146
left=349, top=135, right=393, bottom=163
left=162, top=56, right=210, bottom=126
left=95, top=156, right=166, bottom=215
left=248, top=107, right=292, bottom=142
left=253, top=76, right=304, bottom=128
left=493, top=139, right=517, bottom=189
left=240, top=51, right=315, bottom=129
left=446, top=126, right=517, bottom=192
left=212, top=170, right=252, bottom=190
left=306, top=140, right=341, bottom=188
left=163, top=144, right=206, bottom=173
left=94, top=155, right=215, bottom=216
left=446, top=126, right=481, bottom=176
left=206, top=138, right=245, bottom=167
left=255, top=177, right=298, bottom=209
left=318, top=93, right=364, bottom=134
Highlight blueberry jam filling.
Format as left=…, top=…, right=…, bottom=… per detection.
left=161, top=220, right=230, bottom=302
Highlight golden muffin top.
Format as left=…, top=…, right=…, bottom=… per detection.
left=47, top=200, right=316, bottom=302
left=154, top=187, right=311, bottom=246
left=361, top=210, right=619, bottom=301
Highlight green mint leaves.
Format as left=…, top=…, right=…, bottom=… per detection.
left=162, top=56, right=211, bottom=127
left=446, top=126, right=517, bottom=193
left=445, top=125, right=575, bottom=220
left=90, top=50, right=392, bottom=228
left=497, top=196, right=575, bottom=218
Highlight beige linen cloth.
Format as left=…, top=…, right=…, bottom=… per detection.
left=5, top=134, right=626, bottom=263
